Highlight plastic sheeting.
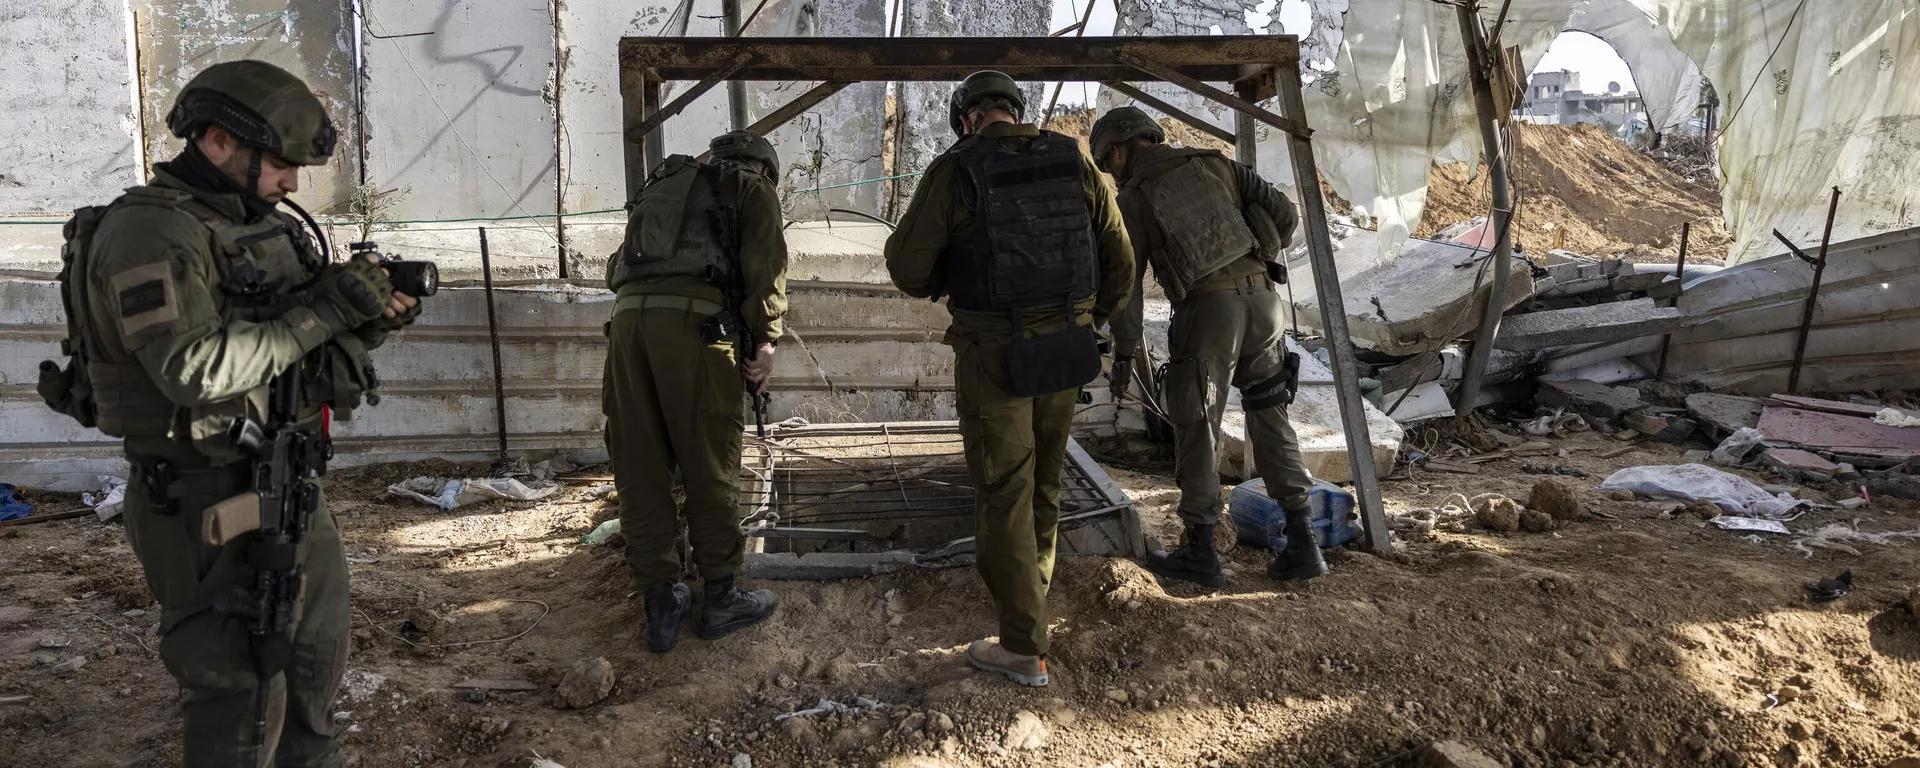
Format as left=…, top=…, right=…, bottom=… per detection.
left=1102, top=0, right=1919, bottom=266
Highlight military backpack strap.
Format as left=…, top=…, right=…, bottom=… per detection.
left=36, top=205, right=116, bottom=428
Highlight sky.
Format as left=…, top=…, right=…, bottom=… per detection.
left=1044, top=0, right=1638, bottom=105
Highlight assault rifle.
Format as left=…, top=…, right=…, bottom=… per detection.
left=706, top=202, right=770, bottom=438
left=219, top=362, right=329, bottom=761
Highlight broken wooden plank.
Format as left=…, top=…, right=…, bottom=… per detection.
left=1754, top=406, right=1920, bottom=460
left=1463, top=451, right=1510, bottom=464
left=0, top=509, right=94, bottom=528
left=1422, top=459, right=1481, bottom=474
left=1767, top=394, right=1920, bottom=420
left=1495, top=299, right=1687, bottom=351
left=1599, top=445, right=1639, bottom=459
left=452, top=679, right=540, bottom=692
left=1511, top=443, right=1556, bottom=457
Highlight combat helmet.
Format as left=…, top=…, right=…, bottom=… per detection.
left=1088, top=106, right=1166, bottom=171
left=948, top=71, right=1027, bottom=137
left=166, top=59, right=335, bottom=165
left=709, top=130, right=780, bottom=175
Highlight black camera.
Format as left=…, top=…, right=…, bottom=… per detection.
left=349, top=241, right=439, bottom=297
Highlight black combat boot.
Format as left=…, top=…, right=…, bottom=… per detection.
left=698, top=577, right=779, bottom=640
left=644, top=582, right=692, bottom=653
left=1144, top=524, right=1226, bottom=588
left=1266, top=511, right=1329, bottom=581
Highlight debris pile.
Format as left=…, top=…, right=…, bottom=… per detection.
left=1416, top=123, right=1732, bottom=263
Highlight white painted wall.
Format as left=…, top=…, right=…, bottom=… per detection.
left=0, top=0, right=143, bottom=214
left=134, top=0, right=359, bottom=210
left=360, top=0, right=560, bottom=221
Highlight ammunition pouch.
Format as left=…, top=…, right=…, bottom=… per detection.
left=1004, top=314, right=1102, bottom=398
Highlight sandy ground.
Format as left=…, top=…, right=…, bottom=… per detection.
left=4, top=432, right=1920, bottom=768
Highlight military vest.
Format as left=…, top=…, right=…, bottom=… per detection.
left=1124, top=148, right=1258, bottom=302
left=40, top=183, right=353, bottom=463
left=610, top=156, right=741, bottom=291
left=938, top=131, right=1098, bottom=313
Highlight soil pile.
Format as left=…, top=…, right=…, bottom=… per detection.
left=1417, top=123, right=1733, bottom=263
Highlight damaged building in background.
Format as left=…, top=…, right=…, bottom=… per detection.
left=1, top=0, right=1917, bottom=505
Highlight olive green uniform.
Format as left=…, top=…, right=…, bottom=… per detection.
left=602, top=166, right=788, bottom=591
left=1109, top=144, right=1314, bottom=525
left=885, top=122, right=1134, bottom=656
left=81, top=168, right=384, bottom=767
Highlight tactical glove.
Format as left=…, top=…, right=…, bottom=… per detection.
left=308, top=259, right=394, bottom=333
left=1110, top=354, right=1133, bottom=402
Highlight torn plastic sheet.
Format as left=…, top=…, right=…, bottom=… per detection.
left=1874, top=407, right=1920, bottom=427
left=1102, top=0, right=1917, bottom=267
left=387, top=477, right=559, bottom=511
left=86, top=475, right=128, bottom=522
left=773, top=696, right=886, bottom=722
left=1791, top=522, right=1920, bottom=558
left=1711, top=516, right=1789, bottom=535
left=1598, top=463, right=1806, bottom=518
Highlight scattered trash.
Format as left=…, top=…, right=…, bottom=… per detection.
left=581, top=519, right=623, bottom=545
left=528, top=751, right=566, bottom=768
left=1709, top=427, right=1768, bottom=466
left=1874, top=408, right=1920, bottom=427
left=1790, top=523, right=1920, bottom=558
left=774, top=696, right=886, bottom=722
left=1836, top=497, right=1870, bottom=510
left=1598, top=464, right=1806, bottom=518
left=1520, top=461, right=1589, bottom=477
left=387, top=476, right=559, bottom=511
left=1804, top=570, right=1853, bottom=602
left=1388, top=494, right=1473, bottom=536
left=1712, top=517, right=1790, bottom=535
left=37, top=637, right=69, bottom=649
left=588, top=485, right=617, bottom=498
left=87, top=476, right=127, bottom=522
left=0, top=484, right=33, bottom=521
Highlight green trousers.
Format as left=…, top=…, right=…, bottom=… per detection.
left=953, top=339, right=1077, bottom=657
left=1164, top=278, right=1316, bottom=526
left=602, top=304, right=747, bottom=591
left=122, top=457, right=348, bottom=768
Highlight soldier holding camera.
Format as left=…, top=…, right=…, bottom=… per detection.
left=38, top=59, right=427, bottom=765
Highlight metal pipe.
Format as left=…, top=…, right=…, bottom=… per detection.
left=722, top=0, right=748, bottom=130
left=479, top=227, right=508, bottom=458
left=1274, top=63, right=1389, bottom=553
left=1788, top=187, right=1842, bottom=394
left=1452, top=2, right=1514, bottom=419
left=1234, top=79, right=1257, bottom=169
left=1654, top=221, right=1689, bottom=378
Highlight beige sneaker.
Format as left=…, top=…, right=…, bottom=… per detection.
left=965, top=640, right=1049, bottom=687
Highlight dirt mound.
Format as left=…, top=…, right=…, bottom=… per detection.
left=1046, top=113, right=1233, bottom=155
left=1417, top=123, right=1733, bottom=263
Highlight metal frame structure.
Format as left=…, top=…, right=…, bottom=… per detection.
left=617, top=35, right=1392, bottom=552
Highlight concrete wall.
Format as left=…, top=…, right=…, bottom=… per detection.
left=890, top=0, right=1052, bottom=216
left=0, top=0, right=143, bottom=214
left=135, top=0, right=359, bottom=211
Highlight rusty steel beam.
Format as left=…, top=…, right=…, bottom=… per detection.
left=695, top=81, right=853, bottom=163
left=1116, top=51, right=1310, bottom=140
left=625, top=52, right=755, bottom=144
left=1100, top=80, right=1237, bottom=144
left=620, top=36, right=1297, bottom=94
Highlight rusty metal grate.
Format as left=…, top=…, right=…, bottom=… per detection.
left=735, top=421, right=1140, bottom=579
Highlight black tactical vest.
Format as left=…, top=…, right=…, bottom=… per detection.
left=939, top=131, right=1098, bottom=313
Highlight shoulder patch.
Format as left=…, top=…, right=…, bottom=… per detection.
left=109, top=262, right=179, bottom=337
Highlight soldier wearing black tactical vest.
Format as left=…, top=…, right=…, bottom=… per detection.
left=37, top=59, right=422, bottom=765
left=886, top=72, right=1135, bottom=687
left=603, top=130, right=784, bottom=653
left=1091, top=106, right=1327, bottom=588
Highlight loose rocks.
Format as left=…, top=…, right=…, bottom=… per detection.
left=1471, top=494, right=1521, bottom=533
left=1003, top=710, right=1049, bottom=751
left=1528, top=478, right=1585, bottom=520
left=555, top=657, right=615, bottom=709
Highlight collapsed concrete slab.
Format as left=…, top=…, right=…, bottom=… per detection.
left=1493, top=298, right=1686, bottom=351
left=1217, top=338, right=1405, bottom=483
left=1285, top=237, right=1535, bottom=356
